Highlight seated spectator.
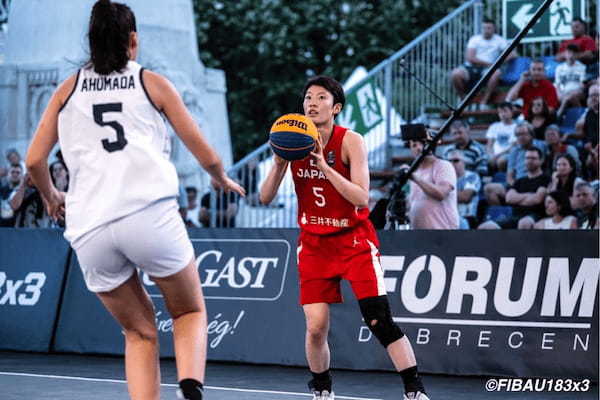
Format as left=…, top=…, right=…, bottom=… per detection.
left=506, top=59, right=559, bottom=117
left=555, top=44, right=587, bottom=117
left=486, top=102, right=517, bottom=172
left=484, top=121, right=546, bottom=205
left=448, top=150, right=480, bottom=229
left=199, top=190, right=239, bottom=228
left=534, top=191, right=577, bottom=229
left=567, top=83, right=599, bottom=152
left=526, top=96, right=556, bottom=140
left=0, top=164, right=24, bottom=227
left=480, top=147, right=550, bottom=229
left=450, top=19, right=515, bottom=106
left=237, top=158, right=260, bottom=206
left=9, top=172, right=51, bottom=228
left=548, top=154, right=581, bottom=200
left=184, top=186, right=199, bottom=227
left=586, top=143, right=599, bottom=182
left=405, top=128, right=458, bottom=229
left=544, top=125, right=580, bottom=174
left=555, top=18, right=597, bottom=64
left=572, top=181, right=599, bottom=229
left=442, top=120, right=488, bottom=176
left=585, top=32, right=599, bottom=82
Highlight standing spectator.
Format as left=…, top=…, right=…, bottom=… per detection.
left=480, top=147, right=550, bottom=229
left=572, top=181, right=599, bottom=229
left=184, top=186, right=199, bottom=227
left=407, top=134, right=458, bottom=229
left=534, top=191, right=577, bottom=229
left=506, top=59, right=559, bottom=118
left=526, top=97, right=556, bottom=140
left=442, top=120, right=488, bottom=176
left=567, top=83, right=599, bottom=151
left=544, top=125, right=580, bottom=174
left=554, top=44, right=587, bottom=116
left=448, top=150, right=481, bottom=229
left=50, top=160, right=69, bottom=192
left=450, top=19, right=515, bottom=106
left=486, top=102, right=517, bottom=171
left=9, top=172, right=50, bottom=228
left=548, top=154, right=580, bottom=198
left=5, top=148, right=25, bottom=170
left=555, top=18, right=597, bottom=64
left=199, top=190, right=238, bottom=228
left=0, top=164, right=23, bottom=227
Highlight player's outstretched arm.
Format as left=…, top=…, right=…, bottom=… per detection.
left=311, top=130, right=369, bottom=208
left=26, top=75, right=76, bottom=220
left=259, top=154, right=288, bottom=205
left=142, top=70, right=244, bottom=196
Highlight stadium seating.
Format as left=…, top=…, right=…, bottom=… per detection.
left=501, top=56, right=531, bottom=86
left=559, top=107, right=586, bottom=135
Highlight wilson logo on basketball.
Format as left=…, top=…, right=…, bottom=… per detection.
left=275, top=119, right=308, bottom=131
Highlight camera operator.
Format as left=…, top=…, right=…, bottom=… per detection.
left=402, top=125, right=459, bottom=229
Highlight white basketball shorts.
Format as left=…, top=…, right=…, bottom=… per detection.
left=72, top=197, right=194, bottom=292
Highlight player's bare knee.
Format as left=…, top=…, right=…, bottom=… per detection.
left=359, top=295, right=404, bottom=348
left=124, top=324, right=158, bottom=344
left=306, top=322, right=328, bottom=343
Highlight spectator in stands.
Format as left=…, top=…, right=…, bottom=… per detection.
left=548, top=153, right=580, bottom=199
left=586, top=143, right=599, bottom=182
left=486, top=102, right=516, bottom=172
left=567, top=83, right=599, bottom=151
left=585, top=32, right=599, bottom=82
left=555, top=18, right=597, bottom=64
left=450, top=19, right=515, bottom=106
left=237, top=158, right=260, bottom=206
left=448, top=150, right=480, bottom=229
left=49, top=160, right=69, bottom=192
left=480, top=147, right=550, bottom=229
left=485, top=122, right=546, bottom=205
left=443, top=120, right=488, bottom=176
left=406, top=131, right=458, bottom=229
left=544, top=125, right=580, bottom=174
left=526, top=96, right=556, bottom=140
left=555, top=44, right=587, bottom=117
left=9, top=172, right=50, bottom=228
left=534, top=191, right=577, bottom=229
left=572, top=181, right=599, bottom=229
left=184, top=186, right=199, bottom=227
left=199, top=190, right=238, bottom=228
left=506, top=59, right=559, bottom=118
left=0, top=164, right=23, bottom=227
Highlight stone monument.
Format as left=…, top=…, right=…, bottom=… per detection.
left=0, top=0, right=232, bottom=188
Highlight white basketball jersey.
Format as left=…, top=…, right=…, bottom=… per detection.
left=58, top=61, right=178, bottom=245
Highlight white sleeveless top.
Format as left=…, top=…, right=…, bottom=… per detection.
left=58, top=61, right=178, bottom=245
left=542, top=215, right=575, bottom=230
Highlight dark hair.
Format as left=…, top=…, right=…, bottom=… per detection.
left=302, top=76, right=345, bottom=116
left=526, top=146, right=544, bottom=160
left=450, top=119, right=469, bottom=130
left=572, top=17, right=587, bottom=29
left=497, top=101, right=513, bottom=110
left=566, top=43, right=580, bottom=52
left=531, top=58, right=545, bottom=66
left=88, top=0, right=137, bottom=75
left=526, top=96, right=550, bottom=120
left=547, top=191, right=573, bottom=217
left=185, top=186, right=198, bottom=195
left=555, top=154, right=578, bottom=195
left=49, top=160, right=69, bottom=191
left=483, top=18, right=496, bottom=26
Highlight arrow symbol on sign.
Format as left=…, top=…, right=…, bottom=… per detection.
left=511, top=4, right=536, bottom=31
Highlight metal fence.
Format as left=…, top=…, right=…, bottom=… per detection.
left=207, top=0, right=598, bottom=228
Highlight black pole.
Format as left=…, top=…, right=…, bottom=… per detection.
left=399, top=0, right=555, bottom=185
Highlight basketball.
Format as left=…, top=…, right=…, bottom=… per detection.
left=269, top=113, right=319, bottom=161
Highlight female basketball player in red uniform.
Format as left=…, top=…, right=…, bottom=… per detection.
left=25, top=1, right=244, bottom=399
left=260, top=76, right=429, bottom=400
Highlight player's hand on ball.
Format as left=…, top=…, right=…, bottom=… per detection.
left=310, top=136, right=327, bottom=170
left=212, top=176, right=246, bottom=197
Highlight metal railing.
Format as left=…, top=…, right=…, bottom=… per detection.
left=206, top=0, right=598, bottom=228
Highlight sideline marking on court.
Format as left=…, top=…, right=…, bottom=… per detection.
left=393, top=317, right=590, bottom=329
left=0, top=372, right=381, bottom=400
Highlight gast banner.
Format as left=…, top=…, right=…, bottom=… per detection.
left=3, top=228, right=598, bottom=379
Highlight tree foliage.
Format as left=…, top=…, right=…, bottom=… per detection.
left=193, top=0, right=463, bottom=161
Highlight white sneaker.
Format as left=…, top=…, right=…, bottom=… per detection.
left=404, top=391, right=430, bottom=400
left=312, top=390, right=335, bottom=400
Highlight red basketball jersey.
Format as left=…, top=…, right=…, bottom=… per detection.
left=291, top=125, right=369, bottom=235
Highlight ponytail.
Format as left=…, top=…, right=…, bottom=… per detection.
left=88, top=0, right=137, bottom=75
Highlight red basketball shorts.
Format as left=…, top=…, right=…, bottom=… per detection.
left=297, top=221, right=386, bottom=305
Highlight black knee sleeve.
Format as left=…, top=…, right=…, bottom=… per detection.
left=358, top=295, right=404, bottom=347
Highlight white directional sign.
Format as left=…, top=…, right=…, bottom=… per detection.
left=503, top=0, right=587, bottom=43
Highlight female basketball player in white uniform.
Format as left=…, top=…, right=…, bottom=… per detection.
left=25, top=1, right=244, bottom=399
